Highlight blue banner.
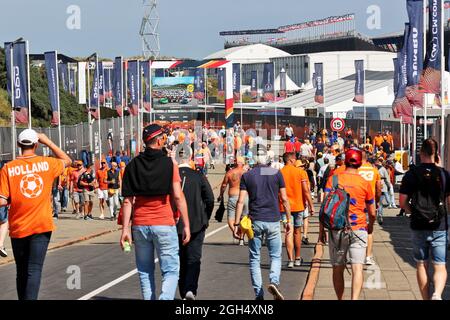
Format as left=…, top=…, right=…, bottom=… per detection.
left=103, top=67, right=112, bottom=102
left=113, top=57, right=123, bottom=117
left=314, top=63, right=324, bottom=104
left=98, top=62, right=104, bottom=105
left=89, top=58, right=99, bottom=119
left=127, top=60, right=139, bottom=116
left=353, top=60, right=365, bottom=103
left=69, top=68, right=76, bottom=96
left=193, top=69, right=205, bottom=100
left=59, top=63, right=69, bottom=92
left=4, top=41, right=29, bottom=124
left=250, top=70, right=258, bottom=101
left=217, top=68, right=225, bottom=97
left=393, top=58, right=399, bottom=97
left=142, top=61, right=151, bottom=112
left=262, top=63, right=275, bottom=102
left=232, top=63, right=240, bottom=102
left=44, top=51, right=60, bottom=126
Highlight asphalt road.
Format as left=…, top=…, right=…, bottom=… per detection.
left=0, top=220, right=315, bottom=300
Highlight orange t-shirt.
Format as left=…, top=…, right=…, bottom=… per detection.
left=120, top=168, right=125, bottom=181
left=325, top=171, right=374, bottom=231
left=70, top=169, right=85, bottom=193
left=96, top=168, right=109, bottom=191
left=132, top=164, right=182, bottom=226
left=333, top=165, right=346, bottom=176
left=0, top=155, right=65, bottom=238
left=60, top=167, right=69, bottom=187
left=358, top=163, right=381, bottom=195
left=374, top=136, right=384, bottom=147
left=279, top=165, right=308, bottom=213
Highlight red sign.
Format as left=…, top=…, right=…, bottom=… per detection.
left=330, top=118, right=345, bottom=132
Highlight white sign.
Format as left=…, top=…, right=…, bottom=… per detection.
left=77, top=62, right=87, bottom=104
left=330, top=118, right=345, bottom=132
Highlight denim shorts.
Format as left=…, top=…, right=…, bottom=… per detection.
left=281, top=212, right=304, bottom=228
left=227, top=196, right=248, bottom=220
left=0, top=206, right=7, bottom=224
left=411, top=230, right=448, bottom=265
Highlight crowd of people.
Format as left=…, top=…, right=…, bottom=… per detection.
left=0, top=121, right=448, bottom=302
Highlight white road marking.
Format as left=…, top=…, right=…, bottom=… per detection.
left=78, top=224, right=229, bottom=300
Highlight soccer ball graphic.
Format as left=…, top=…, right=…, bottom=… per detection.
left=20, top=174, right=44, bottom=199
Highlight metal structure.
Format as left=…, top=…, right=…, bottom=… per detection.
left=140, top=0, right=160, bottom=59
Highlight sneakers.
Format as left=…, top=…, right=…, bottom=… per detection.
left=431, top=293, right=442, bottom=300
left=184, top=291, right=196, bottom=300
left=267, top=284, right=284, bottom=300
left=239, top=239, right=244, bottom=246
left=53, top=214, right=58, bottom=220
left=84, top=215, right=94, bottom=221
left=99, top=214, right=105, bottom=220
left=302, top=237, right=309, bottom=245
left=287, top=261, right=294, bottom=269
left=364, top=256, right=376, bottom=265
left=294, top=258, right=303, bottom=267
left=0, top=247, right=7, bottom=258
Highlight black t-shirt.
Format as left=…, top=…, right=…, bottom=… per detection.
left=399, top=163, right=450, bottom=231
left=107, top=169, right=120, bottom=190
left=316, top=142, right=325, bottom=154
left=80, top=170, right=95, bottom=191
left=381, top=141, right=391, bottom=154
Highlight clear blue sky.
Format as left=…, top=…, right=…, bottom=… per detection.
left=0, top=0, right=408, bottom=60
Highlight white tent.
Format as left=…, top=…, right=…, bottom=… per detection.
left=274, top=73, right=300, bottom=91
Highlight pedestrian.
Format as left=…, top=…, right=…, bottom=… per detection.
left=121, top=151, right=130, bottom=165
left=0, top=206, right=8, bottom=258
left=375, top=157, right=394, bottom=211
left=233, top=152, right=292, bottom=300
left=96, top=159, right=109, bottom=220
left=69, top=160, right=85, bottom=219
left=399, top=138, right=449, bottom=300
left=294, top=137, right=302, bottom=159
left=284, top=123, right=294, bottom=141
left=0, top=130, right=71, bottom=300
left=297, top=159, right=314, bottom=245
left=177, top=151, right=214, bottom=300
left=78, top=163, right=97, bottom=220
left=300, top=139, right=314, bottom=158
left=120, top=124, right=190, bottom=300
left=106, top=162, right=121, bottom=220
left=323, top=148, right=376, bottom=300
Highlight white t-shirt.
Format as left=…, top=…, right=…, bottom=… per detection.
left=318, top=164, right=329, bottom=178
left=285, top=126, right=293, bottom=137
left=300, top=144, right=313, bottom=157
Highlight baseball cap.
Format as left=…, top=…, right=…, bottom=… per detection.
left=18, top=129, right=38, bottom=146
left=142, top=124, right=164, bottom=143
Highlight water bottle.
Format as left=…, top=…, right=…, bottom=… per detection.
left=123, top=241, right=131, bottom=253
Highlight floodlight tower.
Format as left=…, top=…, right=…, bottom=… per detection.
left=140, top=0, right=160, bottom=59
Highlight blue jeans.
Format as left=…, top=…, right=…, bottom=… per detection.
left=248, top=221, right=282, bottom=299
left=411, top=230, right=448, bottom=265
left=52, top=187, right=60, bottom=216
left=60, top=187, right=69, bottom=209
left=132, top=225, right=180, bottom=300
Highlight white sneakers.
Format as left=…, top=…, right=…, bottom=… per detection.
left=287, top=261, right=294, bottom=268
left=431, top=293, right=442, bottom=300
left=0, top=247, right=7, bottom=258
left=294, top=258, right=303, bottom=266
left=365, top=256, right=376, bottom=265
left=184, top=291, right=196, bottom=300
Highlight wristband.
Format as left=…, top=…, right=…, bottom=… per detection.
left=233, top=223, right=240, bottom=227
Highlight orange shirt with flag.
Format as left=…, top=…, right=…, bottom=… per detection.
left=0, top=155, right=65, bottom=238
left=279, top=164, right=308, bottom=213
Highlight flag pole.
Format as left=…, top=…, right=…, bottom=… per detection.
left=149, top=60, right=153, bottom=123
left=87, top=61, right=93, bottom=155
left=423, top=0, right=428, bottom=140
left=120, top=57, right=125, bottom=151
left=440, top=0, right=445, bottom=163
left=55, top=51, right=62, bottom=149
left=204, top=68, right=207, bottom=125
left=96, top=54, right=102, bottom=163
left=9, top=45, right=16, bottom=160
left=26, top=40, right=32, bottom=129
left=240, top=64, right=243, bottom=126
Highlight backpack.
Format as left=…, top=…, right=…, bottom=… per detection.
left=410, top=165, right=447, bottom=230
left=319, top=175, right=350, bottom=231
left=78, top=170, right=95, bottom=191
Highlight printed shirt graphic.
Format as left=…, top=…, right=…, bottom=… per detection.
left=0, top=156, right=64, bottom=238
left=358, top=163, right=381, bottom=195
left=325, top=172, right=374, bottom=231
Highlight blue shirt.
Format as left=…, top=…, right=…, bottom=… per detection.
left=240, top=165, right=286, bottom=222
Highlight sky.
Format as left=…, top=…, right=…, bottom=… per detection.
left=0, top=0, right=408, bottom=60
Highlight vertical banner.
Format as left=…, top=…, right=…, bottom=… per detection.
left=59, top=63, right=69, bottom=92
left=127, top=60, right=139, bottom=116
left=421, top=0, right=442, bottom=94
left=393, top=58, right=400, bottom=97
left=353, top=60, right=365, bottom=103
left=89, top=59, right=99, bottom=119
left=279, top=68, right=287, bottom=99
left=262, top=62, right=275, bottom=102
left=98, top=62, right=105, bottom=105
left=77, top=62, right=87, bottom=104
left=44, top=51, right=60, bottom=126
left=224, top=63, right=234, bottom=128
left=113, top=57, right=124, bottom=117
left=217, top=68, right=225, bottom=98
left=314, top=63, right=324, bottom=104
left=392, top=24, right=413, bottom=124
left=232, top=63, right=241, bottom=102
left=103, top=67, right=111, bottom=102
left=142, top=60, right=152, bottom=112
left=250, top=70, right=258, bottom=101
left=193, top=68, right=205, bottom=100
left=5, top=41, right=29, bottom=125
left=405, top=0, right=424, bottom=108
left=69, top=68, right=76, bottom=96
left=312, top=72, right=317, bottom=88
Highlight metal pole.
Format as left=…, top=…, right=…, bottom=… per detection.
left=400, top=116, right=404, bottom=151
left=440, top=0, right=446, bottom=163
left=413, top=107, right=417, bottom=164
left=240, top=64, right=243, bottom=126
left=55, top=51, right=62, bottom=149
left=87, top=62, right=93, bottom=154
left=423, top=0, right=428, bottom=140
left=204, top=68, right=207, bottom=125
left=120, top=57, right=125, bottom=151
left=10, top=45, right=16, bottom=160
left=364, top=104, right=367, bottom=143
left=26, top=40, right=32, bottom=128
left=96, top=55, right=102, bottom=162
left=137, top=61, right=141, bottom=153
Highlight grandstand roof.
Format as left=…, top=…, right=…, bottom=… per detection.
left=266, top=70, right=393, bottom=110
left=204, top=44, right=290, bottom=63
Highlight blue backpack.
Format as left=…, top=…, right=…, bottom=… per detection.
left=319, top=175, right=350, bottom=231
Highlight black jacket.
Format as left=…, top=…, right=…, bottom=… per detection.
left=177, top=166, right=215, bottom=234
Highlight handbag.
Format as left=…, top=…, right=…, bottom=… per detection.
left=214, top=199, right=225, bottom=222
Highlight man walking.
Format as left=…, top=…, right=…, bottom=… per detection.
left=78, top=163, right=97, bottom=220
left=106, top=161, right=121, bottom=220
left=177, top=151, right=214, bottom=300
left=96, top=159, right=109, bottom=220
left=0, top=130, right=71, bottom=300
left=120, top=124, right=190, bottom=300
left=233, top=152, right=292, bottom=300
left=70, top=160, right=85, bottom=218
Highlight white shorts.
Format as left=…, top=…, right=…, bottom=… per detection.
left=98, top=189, right=109, bottom=199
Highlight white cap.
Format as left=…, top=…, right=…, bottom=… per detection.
left=18, top=129, right=39, bottom=146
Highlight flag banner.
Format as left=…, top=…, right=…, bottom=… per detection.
left=77, top=62, right=87, bottom=104
left=193, top=68, right=205, bottom=100
left=155, top=69, right=165, bottom=77
left=59, top=63, right=69, bottom=92
left=232, top=63, right=241, bottom=102
left=421, top=0, right=442, bottom=94
left=312, top=72, right=317, bottom=88
left=314, top=63, right=324, bottom=104
left=113, top=57, right=123, bottom=117
left=279, top=68, right=287, bottom=99
left=393, top=24, right=414, bottom=124
left=69, top=68, right=76, bottom=96
left=405, top=0, right=424, bottom=108
left=225, top=64, right=234, bottom=129
left=127, top=60, right=139, bottom=116
left=393, top=58, right=399, bottom=96
left=218, top=68, right=225, bottom=97
left=44, top=51, right=60, bottom=126
left=353, top=60, right=365, bottom=103
left=5, top=41, right=29, bottom=125
left=262, top=63, right=275, bottom=102
left=89, top=59, right=99, bottom=120
left=98, top=62, right=105, bottom=105
left=142, top=60, right=152, bottom=112
left=103, top=67, right=112, bottom=102
left=251, top=70, right=258, bottom=101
